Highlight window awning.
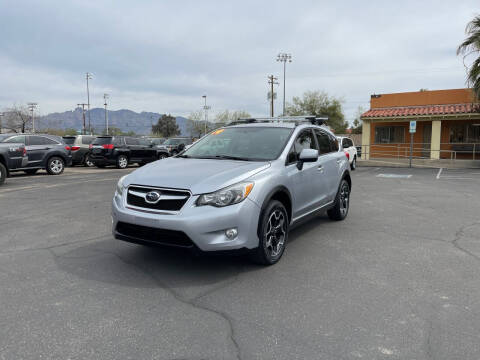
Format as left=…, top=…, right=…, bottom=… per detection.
left=362, top=103, right=480, bottom=118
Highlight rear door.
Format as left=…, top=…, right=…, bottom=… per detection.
left=138, top=138, right=156, bottom=161
left=314, top=129, right=340, bottom=202
left=26, top=136, right=56, bottom=168
left=125, top=137, right=141, bottom=160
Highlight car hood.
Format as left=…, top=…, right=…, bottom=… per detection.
left=124, top=157, right=271, bottom=194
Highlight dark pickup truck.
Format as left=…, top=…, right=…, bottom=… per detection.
left=0, top=141, right=28, bottom=186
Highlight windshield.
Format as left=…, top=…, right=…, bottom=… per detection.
left=0, top=135, right=11, bottom=142
left=182, top=127, right=293, bottom=161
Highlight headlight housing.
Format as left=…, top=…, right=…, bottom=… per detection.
left=116, top=175, right=127, bottom=196
left=197, top=181, right=254, bottom=207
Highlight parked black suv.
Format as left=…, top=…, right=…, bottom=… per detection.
left=0, top=134, right=72, bottom=175
left=156, top=137, right=193, bottom=158
left=0, top=136, right=28, bottom=185
left=88, top=136, right=157, bottom=169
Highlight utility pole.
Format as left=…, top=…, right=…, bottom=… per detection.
left=267, top=75, right=279, bottom=117
left=0, top=112, right=4, bottom=134
left=27, top=103, right=38, bottom=133
left=77, top=103, right=88, bottom=135
left=103, top=93, right=109, bottom=135
left=202, top=95, right=211, bottom=136
left=276, top=53, right=292, bottom=116
left=86, top=72, right=93, bottom=134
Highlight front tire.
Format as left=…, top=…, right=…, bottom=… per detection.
left=46, top=157, right=65, bottom=175
left=327, top=179, right=350, bottom=221
left=351, top=156, right=356, bottom=170
left=158, top=153, right=168, bottom=160
left=116, top=155, right=128, bottom=169
left=0, top=163, right=6, bottom=186
left=250, top=200, right=288, bottom=265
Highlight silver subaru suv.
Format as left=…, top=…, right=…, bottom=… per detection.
left=112, top=117, right=351, bottom=265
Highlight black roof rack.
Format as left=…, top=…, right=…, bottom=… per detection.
left=230, top=115, right=328, bottom=126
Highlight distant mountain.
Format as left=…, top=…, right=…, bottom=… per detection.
left=37, top=108, right=189, bottom=135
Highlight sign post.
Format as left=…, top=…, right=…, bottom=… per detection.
left=409, top=121, right=416, bottom=168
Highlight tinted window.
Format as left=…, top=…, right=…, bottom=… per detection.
left=125, top=137, right=139, bottom=145
left=113, top=137, right=124, bottom=146
left=314, top=130, right=331, bottom=155
left=150, top=138, right=164, bottom=145
left=330, top=135, right=339, bottom=152
left=63, top=137, right=76, bottom=145
left=3, top=135, right=26, bottom=144
left=81, top=136, right=95, bottom=145
left=342, top=138, right=349, bottom=148
left=92, top=137, right=113, bottom=145
left=28, top=136, right=57, bottom=145
left=138, top=138, right=151, bottom=146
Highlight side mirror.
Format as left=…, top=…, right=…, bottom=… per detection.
left=297, top=148, right=318, bottom=170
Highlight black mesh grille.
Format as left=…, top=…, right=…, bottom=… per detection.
left=126, top=186, right=190, bottom=211
left=116, top=222, right=194, bottom=247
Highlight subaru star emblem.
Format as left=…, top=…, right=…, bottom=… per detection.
left=145, top=191, right=161, bottom=204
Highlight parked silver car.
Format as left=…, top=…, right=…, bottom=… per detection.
left=112, top=117, right=352, bottom=265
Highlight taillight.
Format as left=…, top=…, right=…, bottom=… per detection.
left=22, top=147, right=27, bottom=156
left=89, top=144, right=93, bottom=149
left=71, top=146, right=80, bottom=151
left=65, top=146, right=71, bottom=151
left=102, top=144, right=114, bottom=150
left=344, top=150, right=350, bottom=160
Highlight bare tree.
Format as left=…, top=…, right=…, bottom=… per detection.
left=3, top=105, right=31, bottom=133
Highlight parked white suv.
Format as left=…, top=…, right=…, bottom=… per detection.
left=338, top=137, right=357, bottom=170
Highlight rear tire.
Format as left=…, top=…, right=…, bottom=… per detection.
left=250, top=200, right=288, bottom=265
left=158, top=153, right=168, bottom=160
left=351, top=156, right=356, bottom=170
left=0, top=163, right=6, bottom=186
left=46, top=157, right=65, bottom=175
left=116, top=155, right=128, bottom=169
left=84, top=155, right=95, bottom=167
left=24, top=169, right=38, bottom=175
left=327, top=179, right=350, bottom=221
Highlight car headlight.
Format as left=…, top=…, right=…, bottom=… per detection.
left=197, top=181, right=254, bottom=207
left=116, top=175, right=127, bottom=196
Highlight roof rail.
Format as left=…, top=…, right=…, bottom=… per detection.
left=230, top=115, right=328, bottom=126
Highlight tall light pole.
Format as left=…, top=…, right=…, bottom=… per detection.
left=86, top=72, right=93, bottom=134
left=276, top=53, right=292, bottom=116
left=267, top=75, right=279, bottom=117
left=77, top=103, right=88, bottom=135
left=0, top=112, right=4, bottom=134
left=202, top=95, right=210, bottom=136
left=103, top=93, right=109, bottom=135
left=27, top=103, right=38, bottom=133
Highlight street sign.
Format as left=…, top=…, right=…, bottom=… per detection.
left=409, top=120, right=417, bottom=133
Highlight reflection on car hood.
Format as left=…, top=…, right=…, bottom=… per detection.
left=124, top=157, right=271, bottom=194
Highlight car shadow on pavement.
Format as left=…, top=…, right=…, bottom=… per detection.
left=54, top=238, right=259, bottom=292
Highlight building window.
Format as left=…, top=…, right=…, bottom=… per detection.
left=450, top=124, right=480, bottom=143
left=374, top=126, right=405, bottom=143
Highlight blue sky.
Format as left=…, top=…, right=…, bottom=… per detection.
left=0, top=0, right=478, bottom=123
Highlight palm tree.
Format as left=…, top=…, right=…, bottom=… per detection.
left=457, top=15, right=480, bottom=101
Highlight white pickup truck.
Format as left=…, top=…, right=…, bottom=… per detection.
left=337, top=136, right=357, bottom=170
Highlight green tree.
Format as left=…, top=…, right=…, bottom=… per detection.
left=64, top=128, right=78, bottom=136
left=152, top=114, right=180, bottom=137
left=285, top=91, right=348, bottom=133
left=457, top=15, right=480, bottom=100
left=186, top=110, right=206, bottom=138
left=215, top=110, right=251, bottom=126
left=351, top=106, right=364, bottom=134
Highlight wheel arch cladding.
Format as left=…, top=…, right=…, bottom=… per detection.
left=257, top=186, right=293, bottom=239
left=343, top=171, right=352, bottom=190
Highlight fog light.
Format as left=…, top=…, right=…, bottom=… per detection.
left=225, top=228, right=238, bottom=240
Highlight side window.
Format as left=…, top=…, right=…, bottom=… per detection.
left=138, top=138, right=150, bottom=146
left=342, top=138, right=348, bottom=148
left=330, top=135, right=339, bottom=152
left=43, top=137, right=58, bottom=145
left=314, top=130, right=332, bottom=155
left=4, top=135, right=26, bottom=144
left=113, top=138, right=123, bottom=146
left=125, top=137, right=139, bottom=145
left=286, top=129, right=317, bottom=165
left=28, top=136, right=45, bottom=145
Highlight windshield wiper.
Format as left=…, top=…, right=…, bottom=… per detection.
left=212, top=155, right=252, bottom=161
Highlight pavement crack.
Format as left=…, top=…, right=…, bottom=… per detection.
left=451, top=221, right=480, bottom=262
left=96, top=249, right=243, bottom=360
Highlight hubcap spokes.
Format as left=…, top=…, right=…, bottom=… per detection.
left=51, top=160, right=62, bottom=173
left=265, top=210, right=286, bottom=257
left=339, top=184, right=349, bottom=215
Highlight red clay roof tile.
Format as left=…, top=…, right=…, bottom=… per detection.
left=361, top=103, right=480, bottom=118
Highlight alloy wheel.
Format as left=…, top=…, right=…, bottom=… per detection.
left=119, top=156, right=128, bottom=168
left=50, top=159, right=63, bottom=174
left=339, top=182, right=350, bottom=216
left=264, top=209, right=286, bottom=258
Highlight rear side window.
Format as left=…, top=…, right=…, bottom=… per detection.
left=63, top=137, right=76, bottom=145
left=4, top=135, right=26, bottom=144
left=138, top=138, right=151, bottom=146
left=113, top=137, right=124, bottom=146
left=92, top=137, right=113, bottom=145
left=81, top=136, right=95, bottom=145
left=125, top=137, right=139, bottom=145
left=314, top=130, right=331, bottom=155
left=28, top=136, right=58, bottom=145
left=330, top=135, right=339, bottom=152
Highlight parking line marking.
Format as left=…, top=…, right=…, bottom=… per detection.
left=0, top=177, right=119, bottom=194
left=436, top=168, right=443, bottom=180
left=376, top=174, right=412, bottom=179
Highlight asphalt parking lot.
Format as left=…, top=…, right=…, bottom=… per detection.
left=1, top=166, right=480, bottom=360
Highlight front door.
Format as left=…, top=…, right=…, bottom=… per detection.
left=422, top=123, right=432, bottom=158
